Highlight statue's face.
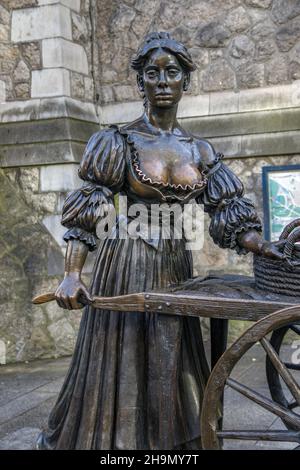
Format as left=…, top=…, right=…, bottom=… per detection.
left=142, top=48, right=185, bottom=108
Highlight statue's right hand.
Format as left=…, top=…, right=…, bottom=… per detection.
left=55, top=274, right=93, bottom=310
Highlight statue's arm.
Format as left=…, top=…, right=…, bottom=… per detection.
left=54, top=127, right=126, bottom=310
left=237, top=229, right=285, bottom=260
left=55, top=239, right=92, bottom=310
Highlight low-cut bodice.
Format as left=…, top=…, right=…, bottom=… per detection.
left=119, top=127, right=209, bottom=203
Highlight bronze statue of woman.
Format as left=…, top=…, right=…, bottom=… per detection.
left=37, top=32, right=284, bottom=450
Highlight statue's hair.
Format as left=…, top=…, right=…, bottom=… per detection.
left=131, top=31, right=196, bottom=74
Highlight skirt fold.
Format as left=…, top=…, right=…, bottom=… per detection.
left=38, top=236, right=209, bottom=450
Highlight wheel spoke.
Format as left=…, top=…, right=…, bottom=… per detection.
left=284, top=362, right=300, bottom=371
left=260, top=337, right=300, bottom=407
left=289, top=401, right=299, bottom=410
left=227, top=378, right=300, bottom=429
left=217, top=430, right=300, bottom=443
left=290, top=325, right=300, bottom=335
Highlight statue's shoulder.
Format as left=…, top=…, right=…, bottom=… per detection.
left=120, top=116, right=146, bottom=132
left=192, top=134, right=217, bottom=167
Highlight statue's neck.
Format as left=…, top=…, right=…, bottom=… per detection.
left=146, top=104, right=179, bottom=133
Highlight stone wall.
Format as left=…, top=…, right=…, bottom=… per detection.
left=96, top=0, right=300, bottom=105
left=0, top=0, right=99, bottom=363
left=1, top=0, right=300, bottom=362
left=0, top=0, right=94, bottom=102
left=0, top=168, right=84, bottom=363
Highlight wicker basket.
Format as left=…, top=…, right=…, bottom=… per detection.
left=254, top=219, right=300, bottom=297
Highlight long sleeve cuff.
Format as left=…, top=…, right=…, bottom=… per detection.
left=63, top=227, right=98, bottom=251
left=209, top=197, right=262, bottom=255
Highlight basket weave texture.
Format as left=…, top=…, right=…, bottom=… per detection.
left=254, top=219, right=300, bottom=297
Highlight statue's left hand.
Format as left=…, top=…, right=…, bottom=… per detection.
left=260, top=239, right=286, bottom=260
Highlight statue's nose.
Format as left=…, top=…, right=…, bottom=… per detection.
left=158, top=71, right=167, bottom=87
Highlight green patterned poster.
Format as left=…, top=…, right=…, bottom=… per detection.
left=267, top=170, right=300, bottom=241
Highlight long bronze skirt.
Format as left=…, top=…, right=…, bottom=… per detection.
left=37, top=235, right=210, bottom=449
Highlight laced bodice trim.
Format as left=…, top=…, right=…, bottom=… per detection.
left=114, top=125, right=210, bottom=202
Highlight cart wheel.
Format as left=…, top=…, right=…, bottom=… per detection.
left=201, top=306, right=300, bottom=450
left=266, top=323, right=300, bottom=430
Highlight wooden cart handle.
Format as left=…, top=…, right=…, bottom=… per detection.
left=32, top=291, right=146, bottom=311
left=32, top=292, right=56, bottom=304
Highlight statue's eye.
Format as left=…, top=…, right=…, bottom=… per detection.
left=146, top=70, right=158, bottom=79
left=168, top=68, right=180, bottom=76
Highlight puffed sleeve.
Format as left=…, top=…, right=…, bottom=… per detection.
left=61, top=127, right=125, bottom=251
left=198, top=146, right=262, bottom=255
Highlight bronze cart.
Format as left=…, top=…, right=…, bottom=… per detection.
left=34, top=274, right=300, bottom=450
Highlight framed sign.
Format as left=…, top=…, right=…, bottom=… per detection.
left=262, top=164, right=300, bottom=241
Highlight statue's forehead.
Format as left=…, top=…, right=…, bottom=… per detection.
left=144, top=48, right=180, bottom=67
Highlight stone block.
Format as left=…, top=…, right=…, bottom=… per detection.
left=236, top=63, right=265, bottom=89
left=71, top=72, right=85, bottom=99
left=265, top=55, right=289, bottom=85
left=15, top=83, right=31, bottom=99
left=245, top=0, right=272, bottom=7
left=84, top=77, right=94, bottom=101
left=47, top=318, right=76, bottom=354
left=238, top=81, right=300, bottom=112
left=289, top=43, right=300, bottom=80
left=177, top=94, right=210, bottom=119
left=271, top=0, right=300, bottom=24
left=42, top=38, right=89, bottom=75
left=0, top=44, right=19, bottom=74
left=209, top=90, right=239, bottom=115
left=42, top=214, right=67, bottom=247
left=255, top=38, right=277, bottom=61
left=191, top=107, right=300, bottom=139
left=229, top=35, right=255, bottom=61
left=0, top=117, right=96, bottom=147
left=195, top=22, right=231, bottom=48
left=225, top=6, right=251, bottom=33
left=0, top=96, right=98, bottom=124
left=13, top=60, right=30, bottom=83
left=0, top=5, right=10, bottom=25
left=31, top=192, right=57, bottom=214
left=47, top=245, right=64, bottom=275
left=241, top=130, right=300, bottom=157
left=72, top=11, right=89, bottom=43
left=276, top=16, right=300, bottom=52
left=0, top=23, right=9, bottom=41
left=31, top=68, right=70, bottom=97
left=208, top=135, right=242, bottom=158
left=100, top=85, right=115, bottom=104
left=38, top=0, right=81, bottom=12
left=99, top=101, right=143, bottom=125
left=0, top=141, right=85, bottom=167
left=201, top=59, right=236, bottom=92
left=114, top=85, right=140, bottom=102
left=19, top=42, right=41, bottom=69
left=11, top=5, right=72, bottom=42
left=40, top=164, right=81, bottom=192
left=5, top=1, right=37, bottom=8
left=0, top=80, right=5, bottom=102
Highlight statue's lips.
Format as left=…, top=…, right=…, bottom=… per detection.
left=155, top=94, right=172, bottom=99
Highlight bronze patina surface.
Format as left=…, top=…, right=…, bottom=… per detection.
left=35, top=32, right=285, bottom=450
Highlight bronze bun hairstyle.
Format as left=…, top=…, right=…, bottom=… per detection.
left=131, top=31, right=196, bottom=73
